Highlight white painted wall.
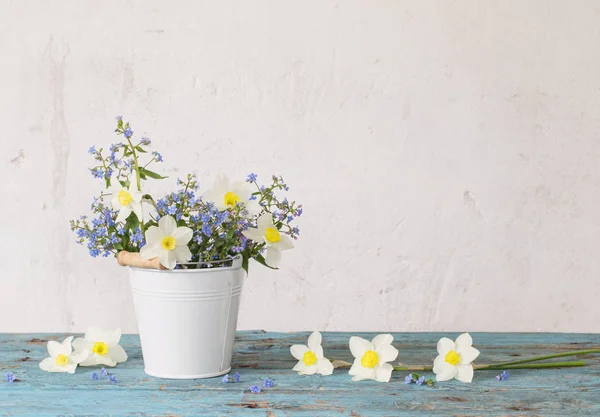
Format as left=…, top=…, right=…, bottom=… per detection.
left=1, top=1, right=599, bottom=333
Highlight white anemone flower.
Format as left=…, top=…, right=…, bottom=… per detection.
left=39, top=336, right=88, bottom=373
left=348, top=334, right=398, bottom=382
left=242, top=213, right=294, bottom=268
left=111, top=182, right=143, bottom=223
left=73, top=327, right=128, bottom=367
left=140, top=215, right=193, bottom=269
left=433, top=333, right=480, bottom=383
left=290, top=331, right=333, bottom=376
left=203, top=174, right=260, bottom=215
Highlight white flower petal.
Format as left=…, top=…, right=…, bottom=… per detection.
left=131, top=201, right=143, bottom=222
left=60, top=336, right=74, bottom=355
left=202, top=189, right=222, bottom=209
left=69, top=351, right=89, bottom=364
left=173, top=227, right=193, bottom=245
left=455, top=333, right=474, bottom=352
left=307, top=332, right=322, bottom=352
left=290, top=344, right=309, bottom=360
left=244, top=200, right=261, bottom=216
left=111, top=196, right=120, bottom=210
left=274, top=234, right=295, bottom=251
left=64, top=363, right=78, bottom=374
left=434, top=362, right=457, bottom=382
left=298, top=365, right=317, bottom=375
left=159, top=215, right=177, bottom=236
left=174, top=245, right=192, bottom=263
left=116, top=205, right=132, bottom=223
left=47, top=341, right=62, bottom=357
left=374, top=363, right=393, bottom=382
left=455, top=364, right=474, bottom=383
left=293, top=361, right=306, bottom=372
left=105, top=329, right=121, bottom=346
left=86, top=327, right=104, bottom=342
left=214, top=174, right=229, bottom=191
left=145, top=226, right=162, bottom=243
left=231, top=182, right=250, bottom=199
left=72, top=338, right=92, bottom=354
left=437, top=337, right=455, bottom=355
left=458, top=346, right=480, bottom=365
left=377, top=344, right=398, bottom=363
left=312, top=345, right=324, bottom=360
left=242, top=228, right=263, bottom=242
left=95, top=354, right=117, bottom=367
left=433, top=354, right=446, bottom=372
left=316, top=358, right=334, bottom=376
left=350, top=364, right=376, bottom=381
left=265, top=247, right=281, bottom=268
left=159, top=250, right=176, bottom=270
left=39, top=357, right=55, bottom=372
left=108, top=344, right=128, bottom=363
left=371, top=334, right=393, bottom=350
left=78, top=355, right=98, bottom=367
left=349, top=336, right=372, bottom=359
left=140, top=243, right=161, bottom=260
left=257, top=213, right=275, bottom=231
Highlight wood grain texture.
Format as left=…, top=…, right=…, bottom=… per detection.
left=0, top=332, right=599, bottom=416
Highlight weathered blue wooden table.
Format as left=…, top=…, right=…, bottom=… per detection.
left=1, top=332, right=599, bottom=416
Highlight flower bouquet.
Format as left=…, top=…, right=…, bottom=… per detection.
left=70, top=117, right=302, bottom=379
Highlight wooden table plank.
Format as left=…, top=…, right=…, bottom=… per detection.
left=0, top=332, right=599, bottom=416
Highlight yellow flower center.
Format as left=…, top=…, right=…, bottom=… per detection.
left=361, top=350, right=379, bottom=368
left=302, top=350, right=317, bottom=366
left=265, top=227, right=281, bottom=243
left=445, top=349, right=460, bottom=365
left=161, top=236, right=176, bottom=251
left=224, top=191, right=240, bottom=207
left=92, top=342, right=109, bottom=356
left=118, top=189, right=132, bottom=206
left=55, top=354, right=69, bottom=366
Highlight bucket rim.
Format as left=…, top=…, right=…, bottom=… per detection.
left=129, top=256, right=244, bottom=274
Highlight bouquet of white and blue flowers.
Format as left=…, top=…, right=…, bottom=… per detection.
left=70, top=117, right=302, bottom=271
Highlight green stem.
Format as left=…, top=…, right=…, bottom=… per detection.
left=489, top=349, right=600, bottom=367
left=478, top=361, right=585, bottom=370
left=126, top=138, right=141, bottom=192
left=391, top=361, right=585, bottom=372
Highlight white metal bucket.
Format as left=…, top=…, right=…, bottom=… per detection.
left=128, top=257, right=245, bottom=379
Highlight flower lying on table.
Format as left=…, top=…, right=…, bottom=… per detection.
left=348, top=334, right=399, bottom=383
left=290, top=331, right=334, bottom=376
left=73, top=327, right=128, bottom=367
left=39, top=336, right=88, bottom=374
left=433, top=333, right=480, bottom=383
left=39, top=327, right=127, bottom=374
left=289, top=332, right=600, bottom=383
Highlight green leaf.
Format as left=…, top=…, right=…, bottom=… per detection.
left=242, top=254, right=249, bottom=274
left=255, top=253, right=277, bottom=270
left=139, top=168, right=167, bottom=180
left=135, top=146, right=147, bottom=153
left=125, top=212, right=140, bottom=230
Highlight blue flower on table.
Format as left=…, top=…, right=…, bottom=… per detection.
left=4, top=372, right=15, bottom=383
left=249, top=385, right=261, bottom=394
